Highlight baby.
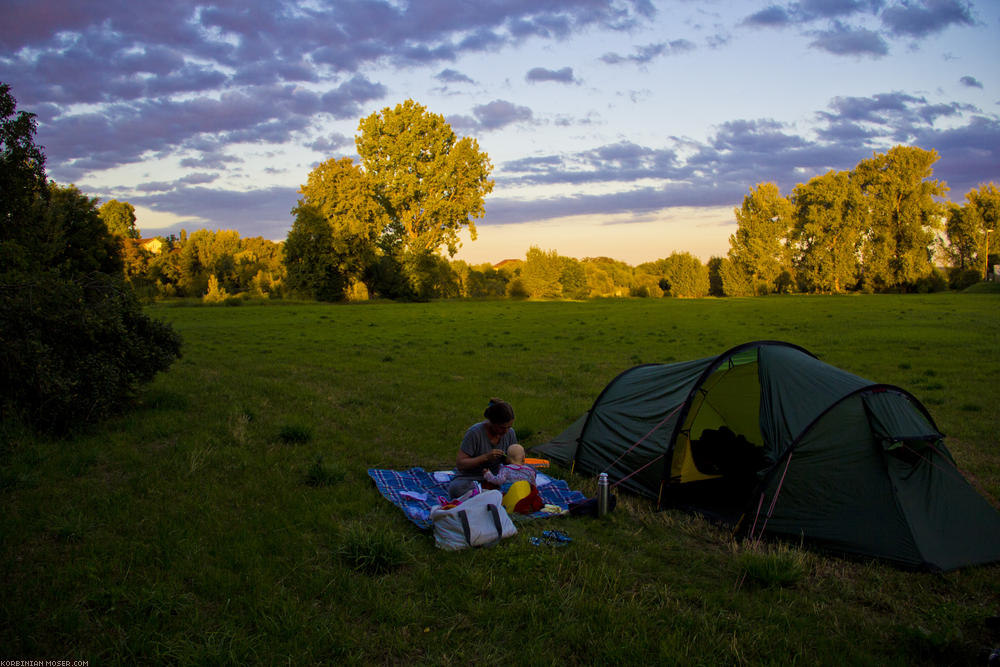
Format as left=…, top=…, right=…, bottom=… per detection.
left=482, top=444, right=537, bottom=486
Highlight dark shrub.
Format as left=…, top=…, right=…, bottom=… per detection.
left=948, top=267, right=981, bottom=291
left=0, top=272, right=182, bottom=431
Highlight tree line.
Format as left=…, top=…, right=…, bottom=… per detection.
left=14, top=86, right=1000, bottom=309
left=719, top=146, right=998, bottom=295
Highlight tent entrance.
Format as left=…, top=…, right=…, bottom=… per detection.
left=665, top=353, right=767, bottom=520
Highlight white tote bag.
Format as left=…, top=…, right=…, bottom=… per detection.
left=430, top=489, right=517, bottom=550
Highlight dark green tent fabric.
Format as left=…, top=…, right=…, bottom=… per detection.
left=533, top=341, right=1000, bottom=571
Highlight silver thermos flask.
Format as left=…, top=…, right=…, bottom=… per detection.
left=598, top=472, right=609, bottom=516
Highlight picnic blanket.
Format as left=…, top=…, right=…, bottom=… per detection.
left=368, top=467, right=587, bottom=529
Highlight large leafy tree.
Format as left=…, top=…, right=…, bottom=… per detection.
left=723, top=182, right=793, bottom=296
left=285, top=157, right=385, bottom=300
left=0, top=82, right=180, bottom=431
left=99, top=199, right=139, bottom=239
left=791, top=170, right=866, bottom=293
left=1, top=82, right=47, bottom=272
left=356, top=99, right=494, bottom=280
left=854, top=146, right=947, bottom=291
left=963, top=183, right=1000, bottom=276
left=288, top=100, right=493, bottom=301
left=946, top=202, right=980, bottom=271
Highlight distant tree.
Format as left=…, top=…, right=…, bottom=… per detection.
left=723, top=182, right=793, bottom=296
left=582, top=257, right=633, bottom=297
left=455, top=261, right=507, bottom=297
left=639, top=252, right=709, bottom=297
left=790, top=170, right=865, bottom=293
left=559, top=256, right=589, bottom=299
left=946, top=202, right=979, bottom=271
left=521, top=246, right=563, bottom=298
left=717, top=257, right=754, bottom=297
left=357, top=100, right=494, bottom=256
left=99, top=199, right=139, bottom=239
left=854, top=146, right=947, bottom=291
left=962, top=183, right=1000, bottom=276
left=284, top=204, right=347, bottom=301
left=356, top=100, right=493, bottom=295
left=707, top=256, right=724, bottom=296
left=285, top=157, right=384, bottom=300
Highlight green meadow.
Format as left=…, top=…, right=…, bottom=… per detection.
left=2, top=293, right=999, bottom=665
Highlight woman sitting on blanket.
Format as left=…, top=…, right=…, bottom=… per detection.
left=448, top=398, right=517, bottom=498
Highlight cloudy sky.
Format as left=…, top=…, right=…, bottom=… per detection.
left=3, top=0, right=998, bottom=264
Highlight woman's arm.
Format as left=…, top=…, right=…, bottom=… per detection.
left=456, top=448, right=504, bottom=472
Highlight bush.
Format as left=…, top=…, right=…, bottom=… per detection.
left=948, top=267, right=981, bottom=291
left=0, top=272, right=182, bottom=431
left=914, top=268, right=948, bottom=294
left=0, top=84, right=182, bottom=432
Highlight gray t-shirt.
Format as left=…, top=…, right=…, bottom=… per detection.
left=453, top=421, right=518, bottom=484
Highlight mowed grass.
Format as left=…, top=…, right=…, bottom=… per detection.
left=2, top=294, right=999, bottom=665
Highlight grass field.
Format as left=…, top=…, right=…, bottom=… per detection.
left=2, top=294, right=999, bottom=665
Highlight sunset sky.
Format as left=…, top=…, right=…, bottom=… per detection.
left=3, top=0, right=998, bottom=265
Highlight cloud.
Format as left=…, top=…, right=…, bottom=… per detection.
left=489, top=89, right=996, bottom=228
left=808, top=21, right=889, bottom=56
left=960, top=75, right=983, bottom=89
left=307, top=133, right=355, bottom=154
left=5, top=0, right=657, bottom=178
left=451, top=99, right=534, bottom=132
left=741, top=5, right=794, bottom=27
left=798, top=0, right=884, bottom=20
left=436, top=68, right=476, bottom=84
left=880, top=0, right=974, bottom=38
left=526, top=67, right=577, bottom=84
left=130, top=185, right=300, bottom=239
left=600, top=40, right=695, bottom=65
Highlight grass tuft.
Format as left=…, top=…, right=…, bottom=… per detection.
left=336, top=523, right=408, bottom=575
left=304, top=456, right=345, bottom=486
left=278, top=423, right=312, bottom=444
left=734, top=540, right=809, bottom=588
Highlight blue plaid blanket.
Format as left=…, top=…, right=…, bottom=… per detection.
left=367, top=467, right=587, bottom=529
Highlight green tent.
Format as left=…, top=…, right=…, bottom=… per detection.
left=533, top=341, right=1000, bottom=571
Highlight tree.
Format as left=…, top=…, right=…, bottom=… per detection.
left=559, top=256, right=589, bottom=299
left=283, top=204, right=346, bottom=301
left=963, top=183, right=1000, bottom=277
left=356, top=99, right=494, bottom=288
left=99, top=199, right=139, bottom=239
left=854, top=146, right=947, bottom=291
left=664, top=252, right=710, bottom=297
left=0, top=83, right=180, bottom=430
left=946, top=202, right=979, bottom=271
left=707, top=256, right=724, bottom=296
left=521, top=246, right=563, bottom=298
left=723, top=182, right=793, bottom=296
left=790, top=170, right=865, bottom=293
left=0, top=82, right=47, bottom=271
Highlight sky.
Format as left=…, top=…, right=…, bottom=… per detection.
left=2, top=0, right=998, bottom=265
